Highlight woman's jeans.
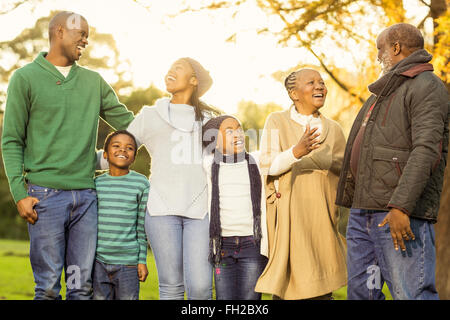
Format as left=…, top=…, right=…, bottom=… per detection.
left=346, top=209, right=439, bottom=300
left=92, top=260, right=140, bottom=300
left=27, top=184, right=98, bottom=300
left=214, top=236, right=268, bottom=300
left=145, top=214, right=212, bottom=300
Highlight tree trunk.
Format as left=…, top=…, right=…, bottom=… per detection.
left=430, top=0, right=449, bottom=300
left=436, top=143, right=450, bottom=299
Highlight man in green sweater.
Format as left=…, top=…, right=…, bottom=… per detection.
left=1, top=11, right=134, bottom=299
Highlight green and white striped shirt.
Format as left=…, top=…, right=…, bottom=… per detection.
left=95, top=170, right=149, bottom=265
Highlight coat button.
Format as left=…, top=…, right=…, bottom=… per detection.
left=56, top=80, right=61, bottom=85
left=276, top=192, right=281, bottom=198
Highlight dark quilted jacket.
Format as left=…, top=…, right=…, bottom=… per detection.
left=336, top=49, right=450, bottom=223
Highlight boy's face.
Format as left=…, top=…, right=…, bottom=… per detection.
left=216, top=118, right=245, bottom=155
left=104, top=134, right=136, bottom=169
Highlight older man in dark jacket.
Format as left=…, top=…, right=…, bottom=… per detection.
left=336, top=23, right=449, bottom=300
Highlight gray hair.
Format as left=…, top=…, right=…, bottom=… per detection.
left=385, top=23, right=424, bottom=52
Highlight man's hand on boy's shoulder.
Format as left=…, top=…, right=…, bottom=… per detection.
left=17, top=196, right=40, bottom=224
left=138, top=263, right=148, bottom=282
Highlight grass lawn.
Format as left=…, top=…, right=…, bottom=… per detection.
left=0, top=239, right=392, bottom=300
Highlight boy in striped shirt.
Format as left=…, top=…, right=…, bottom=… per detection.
left=93, top=130, right=150, bottom=300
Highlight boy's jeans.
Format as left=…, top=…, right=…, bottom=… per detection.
left=214, top=236, right=268, bottom=300
left=145, top=214, right=212, bottom=300
left=92, top=260, right=139, bottom=300
left=346, top=209, right=439, bottom=300
left=27, top=183, right=97, bottom=300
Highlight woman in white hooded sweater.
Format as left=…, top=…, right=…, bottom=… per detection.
left=98, top=58, right=220, bottom=299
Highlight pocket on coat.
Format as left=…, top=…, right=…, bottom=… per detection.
left=370, top=146, right=410, bottom=199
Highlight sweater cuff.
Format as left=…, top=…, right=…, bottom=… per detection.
left=387, top=204, right=410, bottom=216
left=12, top=185, right=29, bottom=204
left=268, top=146, right=301, bottom=176
left=138, top=255, right=147, bottom=265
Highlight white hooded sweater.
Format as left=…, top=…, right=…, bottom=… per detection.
left=99, top=97, right=211, bottom=219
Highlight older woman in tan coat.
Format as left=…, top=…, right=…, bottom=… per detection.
left=255, top=69, right=347, bottom=300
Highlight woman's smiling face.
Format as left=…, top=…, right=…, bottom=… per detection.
left=289, top=70, right=327, bottom=111
left=164, top=59, right=197, bottom=95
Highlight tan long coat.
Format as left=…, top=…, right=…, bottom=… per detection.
left=255, top=108, right=347, bottom=300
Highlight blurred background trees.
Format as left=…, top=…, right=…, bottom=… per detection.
left=0, top=0, right=449, bottom=298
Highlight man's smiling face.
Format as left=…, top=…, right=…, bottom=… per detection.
left=60, top=16, right=89, bottom=63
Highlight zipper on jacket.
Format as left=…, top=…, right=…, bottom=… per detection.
left=381, top=93, right=396, bottom=126
left=394, top=160, right=402, bottom=177
left=432, top=139, right=443, bottom=172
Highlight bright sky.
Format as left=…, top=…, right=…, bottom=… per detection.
left=0, top=0, right=430, bottom=114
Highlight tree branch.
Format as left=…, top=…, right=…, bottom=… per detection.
left=417, top=11, right=431, bottom=29
left=268, top=0, right=365, bottom=104
left=419, top=0, right=431, bottom=8
left=0, top=0, right=27, bottom=15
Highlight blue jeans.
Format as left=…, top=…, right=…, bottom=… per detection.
left=214, top=236, right=268, bottom=300
left=346, top=209, right=439, bottom=300
left=27, top=184, right=98, bottom=300
left=92, top=260, right=139, bottom=300
left=145, top=214, right=212, bottom=300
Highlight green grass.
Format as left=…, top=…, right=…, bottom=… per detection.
left=0, top=239, right=391, bottom=300
left=0, top=239, right=159, bottom=300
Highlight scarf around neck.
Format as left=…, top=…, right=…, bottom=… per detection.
left=368, top=49, right=433, bottom=97
left=208, top=149, right=262, bottom=265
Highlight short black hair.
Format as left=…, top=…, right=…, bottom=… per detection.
left=48, top=11, right=87, bottom=43
left=103, top=130, right=138, bottom=157
left=385, top=23, right=424, bottom=52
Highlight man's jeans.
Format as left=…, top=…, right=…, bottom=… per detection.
left=145, top=214, right=212, bottom=300
left=346, top=209, right=439, bottom=300
left=27, top=184, right=97, bottom=300
left=214, top=236, right=268, bottom=300
left=92, top=260, right=139, bottom=300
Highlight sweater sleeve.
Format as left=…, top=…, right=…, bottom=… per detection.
left=1, top=71, right=31, bottom=203
left=95, top=150, right=109, bottom=171
left=99, top=76, right=134, bottom=130
left=268, top=146, right=302, bottom=176
left=137, top=182, right=149, bottom=264
left=126, top=107, right=148, bottom=148
left=260, top=113, right=300, bottom=176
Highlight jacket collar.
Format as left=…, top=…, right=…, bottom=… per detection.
left=33, top=52, right=78, bottom=81
left=368, top=49, right=433, bottom=97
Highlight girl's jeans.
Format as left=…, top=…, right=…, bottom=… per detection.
left=346, top=209, right=439, bottom=300
left=214, top=236, right=268, bottom=300
left=145, top=214, right=212, bottom=300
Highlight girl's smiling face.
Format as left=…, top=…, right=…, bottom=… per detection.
left=104, top=133, right=136, bottom=169
left=216, top=117, right=245, bottom=155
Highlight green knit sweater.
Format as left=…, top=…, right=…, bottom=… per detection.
left=1, top=52, right=134, bottom=203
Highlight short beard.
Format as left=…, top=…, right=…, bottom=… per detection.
left=379, top=51, right=394, bottom=75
